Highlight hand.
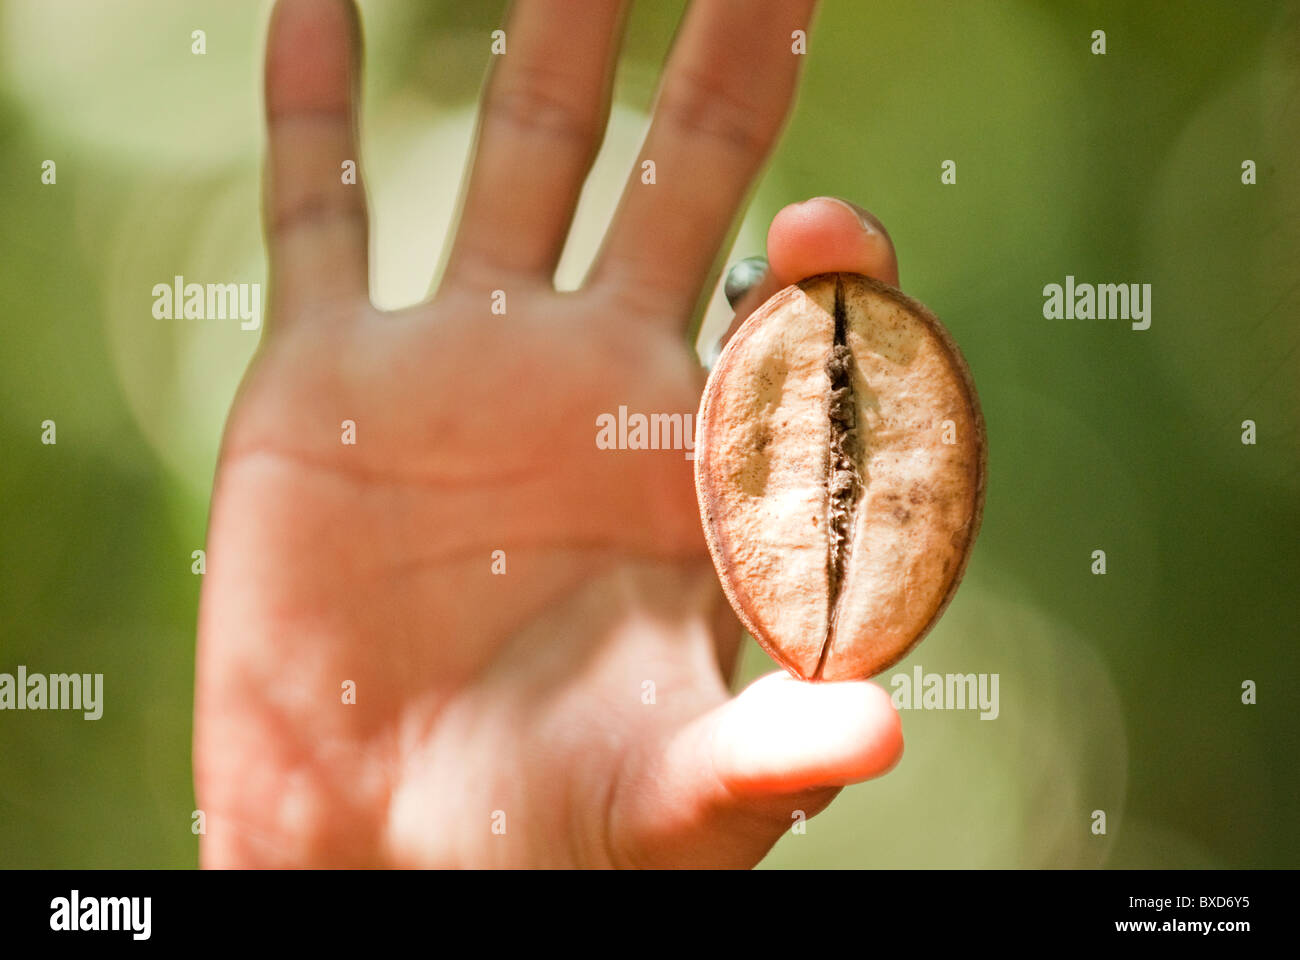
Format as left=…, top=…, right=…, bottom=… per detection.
left=195, top=0, right=904, bottom=868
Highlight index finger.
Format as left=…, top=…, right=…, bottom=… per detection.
left=717, top=196, right=901, bottom=350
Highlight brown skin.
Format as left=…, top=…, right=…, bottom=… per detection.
left=194, top=0, right=906, bottom=868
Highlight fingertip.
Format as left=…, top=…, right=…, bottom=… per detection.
left=262, top=0, right=370, bottom=316
left=266, top=0, right=361, bottom=119
left=711, top=671, right=904, bottom=794
left=766, top=196, right=900, bottom=287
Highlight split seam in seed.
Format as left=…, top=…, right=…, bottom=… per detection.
left=816, top=274, right=865, bottom=680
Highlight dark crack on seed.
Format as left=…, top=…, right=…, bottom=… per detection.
left=815, top=276, right=865, bottom=680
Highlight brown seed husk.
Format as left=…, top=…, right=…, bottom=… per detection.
left=695, top=273, right=986, bottom=681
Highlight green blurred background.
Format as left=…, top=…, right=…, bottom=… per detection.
left=1, top=0, right=1296, bottom=868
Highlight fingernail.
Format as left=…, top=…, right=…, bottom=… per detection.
left=811, top=196, right=882, bottom=236
left=724, top=256, right=768, bottom=309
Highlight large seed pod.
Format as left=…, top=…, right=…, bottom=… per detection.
left=695, top=272, right=986, bottom=681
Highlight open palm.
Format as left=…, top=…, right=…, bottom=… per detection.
left=195, top=0, right=904, bottom=868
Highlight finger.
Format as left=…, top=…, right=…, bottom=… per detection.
left=710, top=589, right=746, bottom=683
left=710, top=197, right=901, bottom=357
left=440, top=1, right=627, bottom=290
left=699, top=256, right=777, bottom=369
left=263, top=0, right=369, bottom=320
left=589, top=0, right=818, bottom=323
left=614, top=672, right=903, bottom=868
left=766, top=195, right=899, bottom=287
left=715, top=257, right=781, bottom=359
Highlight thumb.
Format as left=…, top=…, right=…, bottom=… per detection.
left=614, top=672, right=903, bottom=868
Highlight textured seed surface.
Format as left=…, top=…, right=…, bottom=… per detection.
left=695, top=272, right=986, bottom=681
